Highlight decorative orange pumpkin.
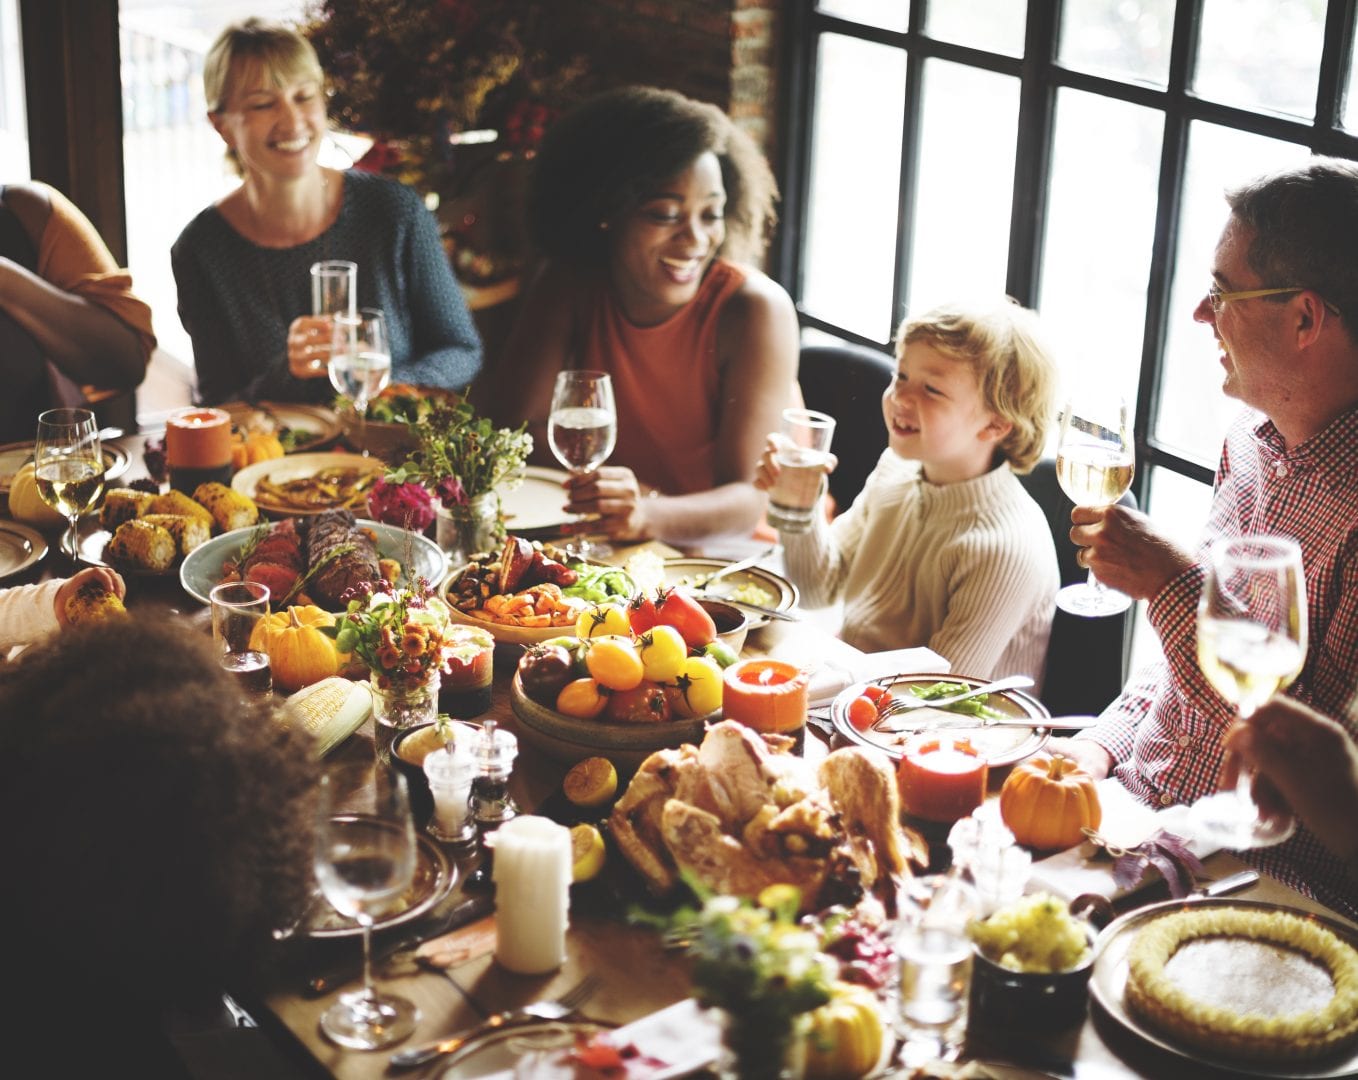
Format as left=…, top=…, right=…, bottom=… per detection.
left=249, top=605, right=345, bottom=691
left=230, top=431, right=286, bottom=471
left=999, top=753, right=1102, bottom=851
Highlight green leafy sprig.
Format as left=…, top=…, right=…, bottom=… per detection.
left=393, top=400, right=532, bottom=505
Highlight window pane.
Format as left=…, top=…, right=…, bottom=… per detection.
left=1195, top=0, right=1324, bottom=119
left=1157, top=123, right=1308, bottom=463
left=802, top=34, right=906, bottom=342
left=0, top=0, right=26, bottom=177
left=905, top=60, right=1018, bottom=315
left=926, top=0, right=1026, bottom=58
left=1040, top=90, right=1162, bottom=408
left=1058, top=0, right=1173, bottom=88
left=816, top=0, right=906, bottom=34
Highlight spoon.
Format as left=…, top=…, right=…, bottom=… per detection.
left=692, top=546, right=777, bottom=591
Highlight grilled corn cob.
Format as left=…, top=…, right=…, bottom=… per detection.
left=193, top=481, right=260, bottom=532
left=64, top=579, right=127, bottom=624
left=105, top=518, right=176, bottom=571
left=138, top=513, right=210, bottom=556
left=99, top=488, right=155, bottom=529
left=148, top=490, right=214, bottom=531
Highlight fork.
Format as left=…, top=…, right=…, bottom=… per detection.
left=389, top=973, right=602, bottom=1069
left=872, top=675, right=1034, bottom=727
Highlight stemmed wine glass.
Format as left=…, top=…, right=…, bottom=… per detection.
left=330, top=308, right=392, bottom=456
left=314, top=762, right=419, bottom=1050
left=1187, top=536, right=1307, bottom=849
left=547, top=369, right=617, bottom=559
left=1054, top=389, right=1135, bottom=616
left=34, top=408, right=105, bottom=560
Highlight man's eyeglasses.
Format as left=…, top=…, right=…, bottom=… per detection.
left=1207, top=283, right=1341, bottom=317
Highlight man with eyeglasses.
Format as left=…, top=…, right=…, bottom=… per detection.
left=1052, top=157, right=1358, bottom=920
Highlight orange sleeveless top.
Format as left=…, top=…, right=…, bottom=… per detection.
left=581, top=259, right=745, bottom=495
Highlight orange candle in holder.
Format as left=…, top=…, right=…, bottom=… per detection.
left=165, top=407, right=233, bottom=493
left=896, top=734, right=989, bottom=822
left=722, top=659, right=810, bottom=746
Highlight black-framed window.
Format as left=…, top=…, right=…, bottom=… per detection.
left=777, top=0, right=1358, bottom=523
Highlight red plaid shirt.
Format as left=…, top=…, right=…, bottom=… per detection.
left=1084, top=405, right=1358, bottom=919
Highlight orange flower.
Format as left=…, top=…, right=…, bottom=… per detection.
left=401, top=630, right=428, bottom=657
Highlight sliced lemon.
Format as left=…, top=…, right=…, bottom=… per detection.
left=570, top=823, right=607, bottom=882
left=563, top=756, right=618, bottom=808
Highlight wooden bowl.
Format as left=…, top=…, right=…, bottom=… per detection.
left=444, top=602, right=578, bottom=647
left=509, top=673, right=715, bottom=768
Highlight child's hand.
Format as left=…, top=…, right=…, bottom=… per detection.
left=753, top=434, right=782, bottom=491
left=54, top=567, right=127, bottom=629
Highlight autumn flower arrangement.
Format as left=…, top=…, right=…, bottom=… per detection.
left=328, top=578, right=457, bottom=691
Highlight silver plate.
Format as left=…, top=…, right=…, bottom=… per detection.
left=1089, top=898, right=1358, bottom=1078
left=219, top=401, right=341, bottom=451
left=433, top=1020, right=613, bottom=1079
left=308, top=825, right=455, bottom=939
left=0, top=520, right=48, bottom=581
left=661, top=557, right=798, bottom=629
left=0, top=440, right=130, bottom=496
left=830, top=673, right=1050, bottom=765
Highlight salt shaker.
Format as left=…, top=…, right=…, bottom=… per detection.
left=424, top=739, right=477, bottom=846
left=470, top=719, right=518, bottom=832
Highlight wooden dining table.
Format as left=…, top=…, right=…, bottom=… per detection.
left=7, top=432, right=1356, bottom=1080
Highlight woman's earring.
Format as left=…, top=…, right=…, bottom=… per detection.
left=598, top=221, right=609, bottom=231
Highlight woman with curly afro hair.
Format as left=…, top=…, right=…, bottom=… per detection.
left=0, top=618, right=317, bottom=1074
left=500, top=86, right=800, bottom=546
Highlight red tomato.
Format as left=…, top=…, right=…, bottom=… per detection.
left=605, top=680, right=673, bottom=723
left=654, top=588, right=717, bottom=648
left=847, top=695, right=878, bottom=731
left=861, top=685, right=895, bottom=708
left=628, top=593, right=659, bottom=635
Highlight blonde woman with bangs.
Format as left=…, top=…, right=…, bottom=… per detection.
left=756, top=298, right=1060, bottom=683
left=172, top=17, right=481, bottom=405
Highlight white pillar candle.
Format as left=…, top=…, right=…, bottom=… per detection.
left=492, top=815, right=572, bottom=974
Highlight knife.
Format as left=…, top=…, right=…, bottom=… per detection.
left=305, top=893, right=494, bottom=996
left=723, top=596, right=799, bottom=622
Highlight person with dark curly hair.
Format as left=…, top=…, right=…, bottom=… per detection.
left=0, top=619, right=317, bottom=1074
left=501, top=86, right=800, bottom=545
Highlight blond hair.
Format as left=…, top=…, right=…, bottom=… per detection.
left=899, top=298, right=1057, bottom=474
left=204, top=17, right=323, bottom=114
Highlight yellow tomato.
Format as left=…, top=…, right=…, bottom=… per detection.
left=575, top=603, right=631, bottom=640
left=673, top=654, right=723, bottom=717
left=555, top=677, right=609, bottom=719
left=637, top=624, right=687, bottom=682
left=584, top=635, right=644, bottom=692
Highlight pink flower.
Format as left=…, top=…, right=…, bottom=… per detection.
left=434, top=475, right=467, bottom=507
left=368, top=478, right=436, bottom=531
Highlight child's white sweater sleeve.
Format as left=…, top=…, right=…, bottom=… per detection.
left=0, top=579, right=63, bottom=651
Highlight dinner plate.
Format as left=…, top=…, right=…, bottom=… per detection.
left=220, top=401, right=340, bottom=452
left=661, top=557, right=798, bottom=630
left=0, top=520, right=47, bottom=581
left=497, top=465, right=582, bottom=535
left=830, top=673, right=1050, bottom=766
left=306, top=825, right=455, bottom=939
left=1089, top=898, right=1358, bottom=1078
left=433, top=1019, right=612, bottom=1079
left=179, top=518, right=448, bottom=610
left=231, top=451, right=384, bottom=517
left=0, top=440, right=130, bottom=496
left=75, top=518, right=181, bottom=576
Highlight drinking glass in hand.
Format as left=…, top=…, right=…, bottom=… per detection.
left=209, top=581, right=273, bottom=700
left=548, top=369, right=617, bottom=559
left=766, top=408, right=836, bottom=533
left=1054, top=390, right=1135, bottom=616
left=34, top=407, right=105, bottom=560
left=315, top=764, right=419, bottom=1050
left=1187, top=536, right=1307, bottom=849
left=330, top=309, right=392, bottom=456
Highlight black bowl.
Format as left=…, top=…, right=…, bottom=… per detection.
left=968, top=925, right=1097, bottom=1032
left=392, top=720, right=481, bottom=827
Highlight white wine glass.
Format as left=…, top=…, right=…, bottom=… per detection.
left=1187, top=535, right=1306, bottom=849
left=330, top=308, right=392, bottom=456
left=1054, top=390, right=1135, bottom=617
left=34, top=407, right=105, bottom=561
left=314, top=762, right=419, bottom=1050
left=547, top=369, right=617, bottom=560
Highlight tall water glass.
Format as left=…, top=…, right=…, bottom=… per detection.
left=766, top=408, right=836, bottom=533
left=547, top=369, right=617, bottom=559
left=34, top=408, right=105, bottom=560
left=1187, top=536, right=1306, bottom=849
left=307, top=259, right=358, bottom=376
left=894, top=874, right=979, bottom=1067
left=329, top=309, right=392, bottom=455
left=315, top=763, right=419, bottom=1050
left=210, top=580, right=273, bottom=700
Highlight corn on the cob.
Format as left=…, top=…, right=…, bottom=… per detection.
left=99, top=488, right=155, bottom=529
left=148, top=490, right=214, bottom=531
left=105, top=518, right=176, bottom=572
left=64, top=579, right=128, bottom=624
left=193, top=481, right=260, bottom=532
left=282, top=677, right=372, bottom=756
left=138, top=513, right=210, bottom=556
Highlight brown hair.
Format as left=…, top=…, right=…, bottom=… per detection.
left=899, top=298, right=1058, bottom=473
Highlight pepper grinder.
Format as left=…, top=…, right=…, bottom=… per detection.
left=470, top=719, right=518, bottom=833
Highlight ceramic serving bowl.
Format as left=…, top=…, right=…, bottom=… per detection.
left=697, top=597, right=750, bottom=655
left=391, top=719, right=481, bottom=827
left=969, top=922, right=1098, bottom=1032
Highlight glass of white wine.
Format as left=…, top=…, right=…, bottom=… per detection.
left=1187, top=535, right=1306, bottom=849
left=547, top=369, right=617, bottom=559
left=314, top=762, right=419, bottom=1050
left=1054, top=390, right=1135, bottom=617
left=330, top=308, right=392, bottom=456
left=34, top=407, right=105, bottom=560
